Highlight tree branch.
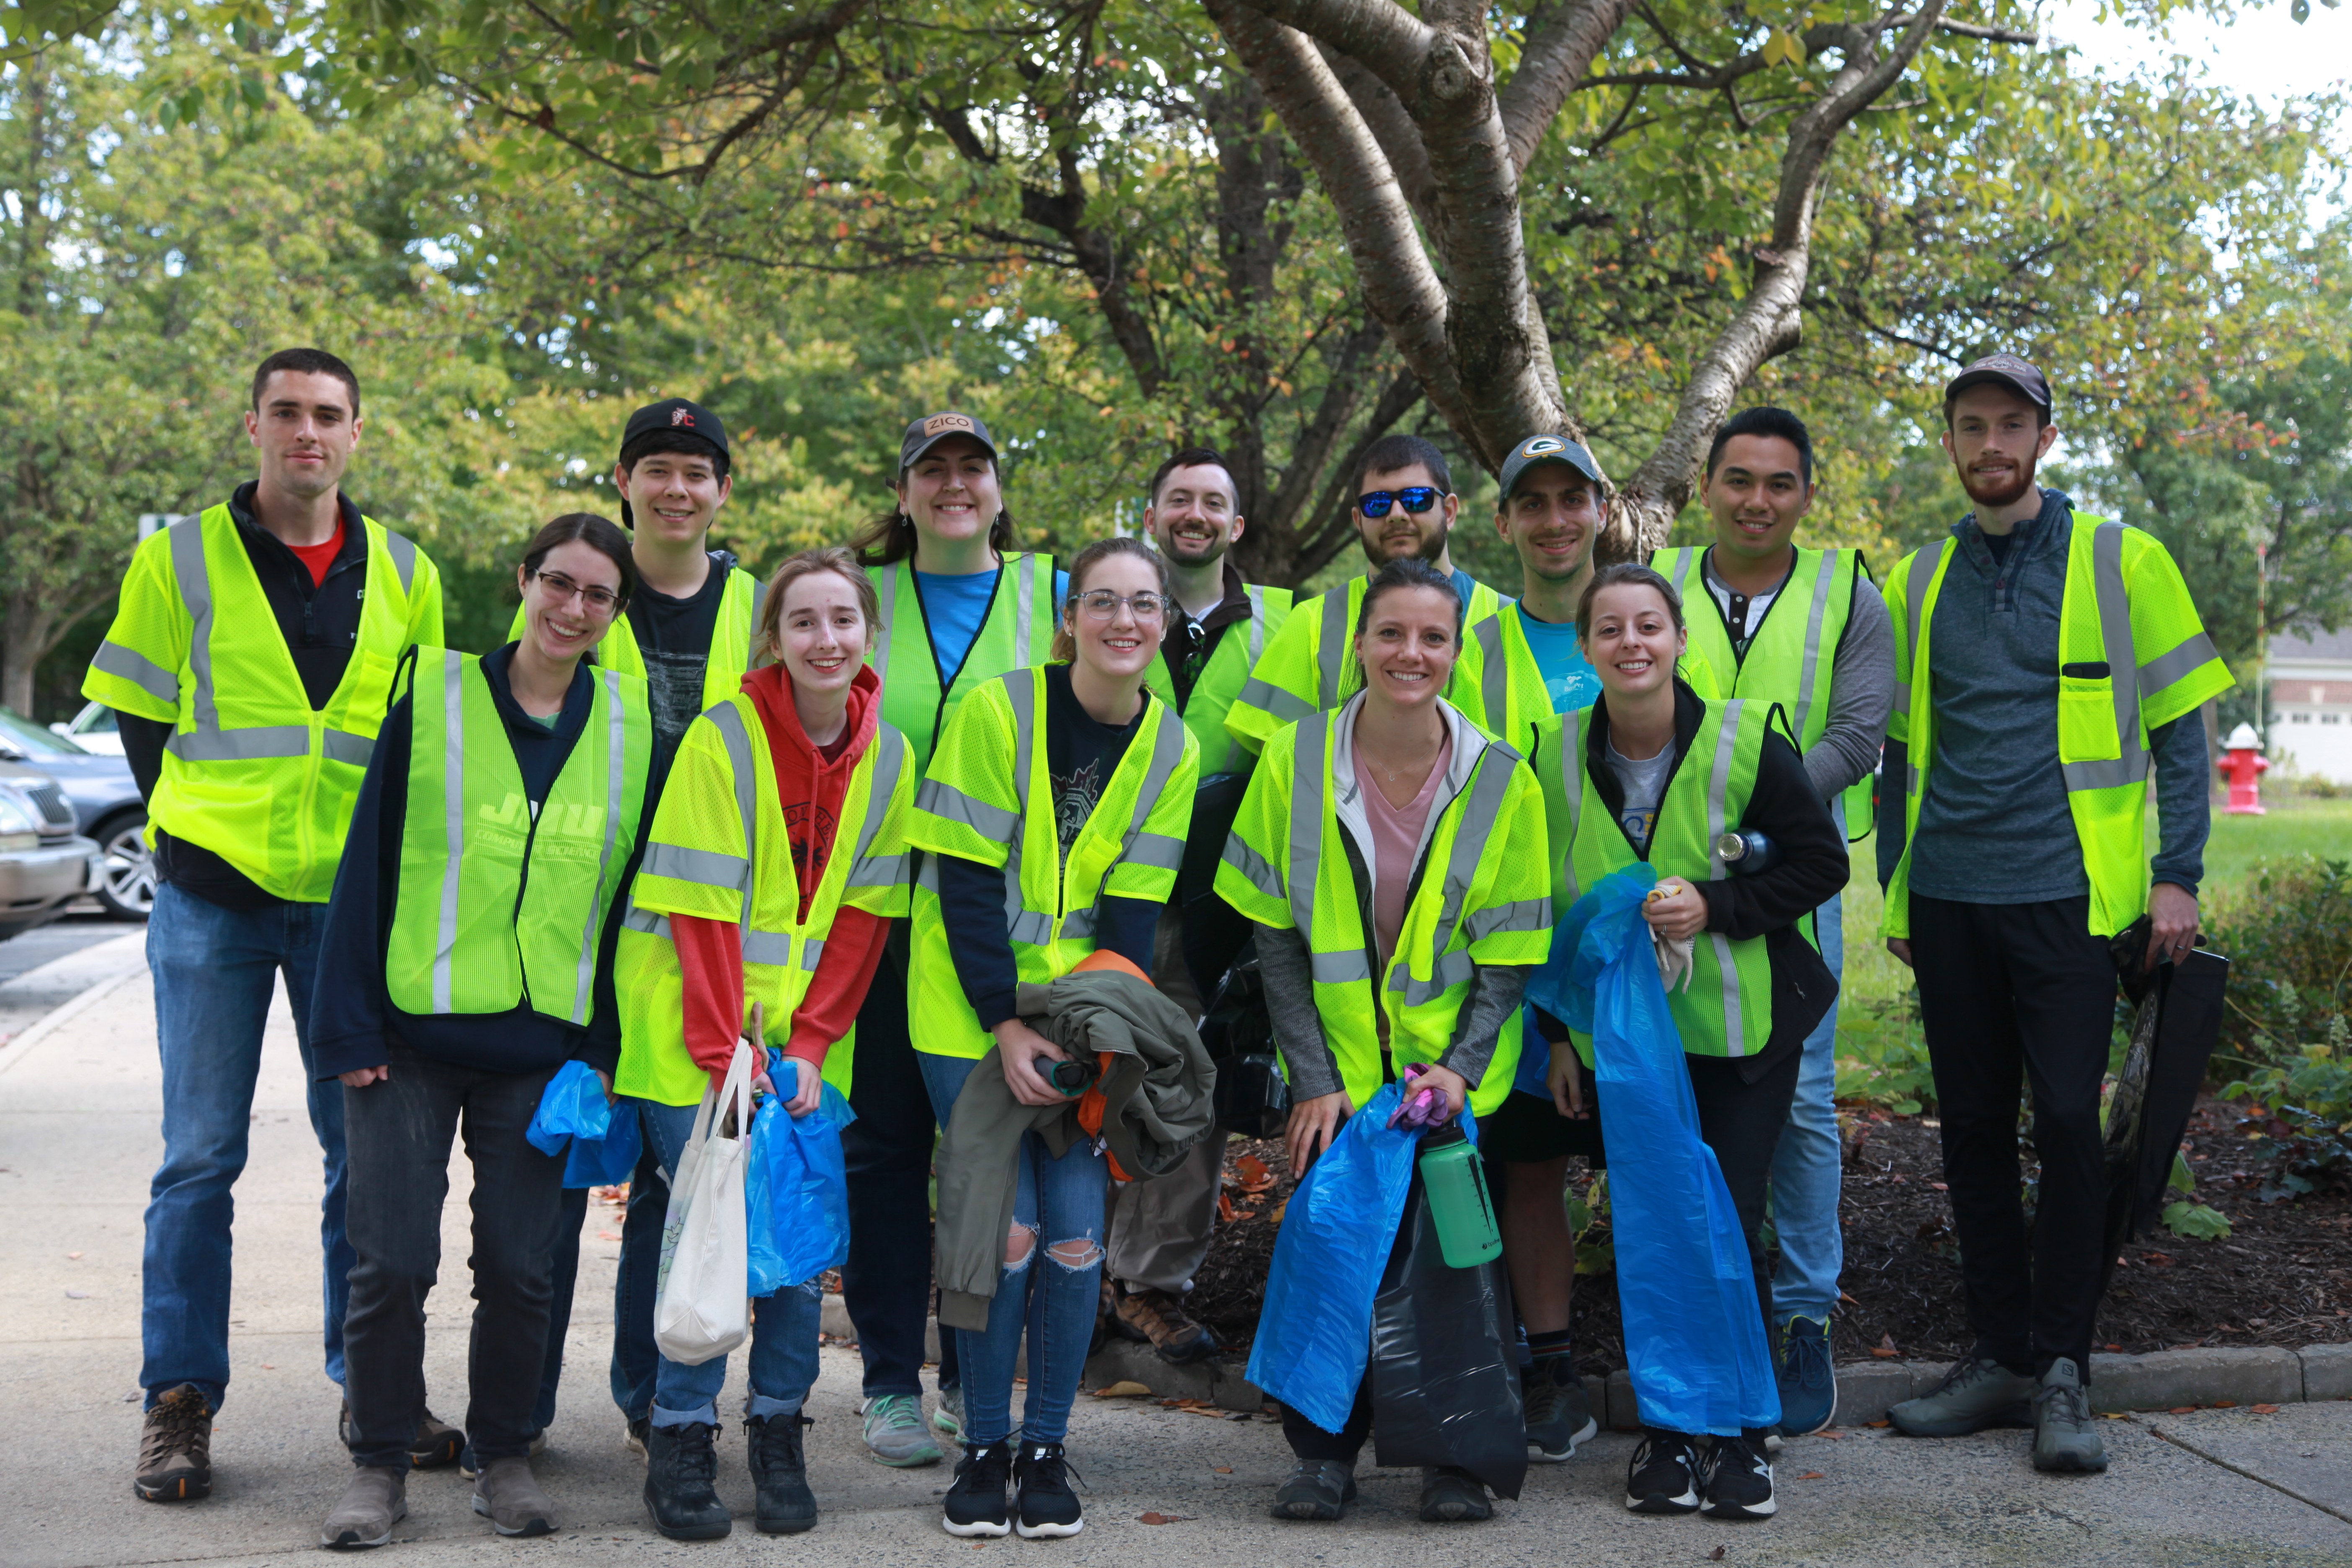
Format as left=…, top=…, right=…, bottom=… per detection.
left=1497, top=0, right=1640, bottom=173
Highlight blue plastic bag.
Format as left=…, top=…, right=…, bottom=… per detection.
left=1248, top=1083, right=1491, bottom=1434
left=1527, top=865, right=1780, bottom=1436
left=745, top=1058, right=858, bottom=1299
left=524, top=1060, right=643, bottom=1189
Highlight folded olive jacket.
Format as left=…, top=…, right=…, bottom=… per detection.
left=936, top=968, right=1217, bottom=1331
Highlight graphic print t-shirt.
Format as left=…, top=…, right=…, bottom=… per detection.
left=1605, top=738, right=1674, bottom=855
left=1044, top=663, right=1142, bottom=861
left=627, top=553, right=730, bottom=753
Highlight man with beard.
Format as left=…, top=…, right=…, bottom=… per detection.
left=1223, top=433, right=1505, bottom=754
left=1102, top=447, right=1293, bottom=1363
left=1880, top=357, right=2230, bottom=1473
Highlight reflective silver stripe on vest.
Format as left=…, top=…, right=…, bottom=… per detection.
left=747, top=576, right=769, bottom=648
left=644, top=843, right=748, bottom=891
left=707, top=702, right=763, bottom=928
left=1894, top=542, right=1946, bottom=720
left=1317, top=588, right=1353, bottom=708
left=872, top=565, right=901, bottom=695
left=1246, top=585, right=1269, bottom=665
left=1001, top=672, right=1039, bottom=943
left=916, top=777, right=1019, bottom=841
left=803, top=935, right=826, bottom=971
left=1390, top=748, right=1519, bottom=1006
left=622, top=897, right=670, bottom=939
left=1126, top=832, right=1186, bottom=872
left=1394, top=947, right=1477, bottom=1007
left=91, top=640, right=178, bottom=707
left=2139, top=631, right=2220, bottom=707
left=1790, top=550, right=1841, bottom=741
left=323, top=729, right=377, bottom=767
left=1310, top=948, right=1375, bottom=984
left=1705, top=699, right=1746, bottom=1053
left=1664, top=547, right=1700, bottom=599
left=1557, top=715, right=1588, bottom=909
left=1237, top=677, right=1314, bottom=723
left=1059, top=699, right=1190, bottom=937
left=2061, top=523, right=2150, bottom=794
left=1463, top=897, right=1550, bottom=944
left=166, top=724, right=311, bottom=761
left=570, top=669, right=628, bottom=1025
left=845, top=727, right=909, bottom=889
left=848, top=855, right=905, bottom=888
left=1013, top=554, right=1043, bottom=669
left=172, top=518, right=220, bottom=735
left=432, top=652, right=466, bottom=1015
left=1221, top=833, right=1284, bottom=900
left=1287, top=715, right=1329, bottom=940
left=382, top=528, right=419, bottom=596
left=1475, top=615, right=1509, bottom=733
left=743, top=927, right=794, bottom=968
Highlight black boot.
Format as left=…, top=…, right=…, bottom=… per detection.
left=643, top=1421, right=731, bottom=1541
left=746, top=1414, right=817, bottom=1535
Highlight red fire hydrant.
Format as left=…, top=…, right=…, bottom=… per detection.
left=2219, top=722, right=2268, bottom=816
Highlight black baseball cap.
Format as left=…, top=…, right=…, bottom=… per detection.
left=899, top=410, right=998, bottom=472
left=1943, top=354, right=2052, bottom=419
left=616, top=398, right=730, bottom=529
left=1496, top=432, right=1605, bottom=505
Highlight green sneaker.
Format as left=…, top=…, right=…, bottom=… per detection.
left=932, top=1385, right=966, bottom=1443
left=861, top=1393, right=944, bottom=1467
left=2030, top=1358, right=2108, bottom=1473
left=1888, top=1356, right=2037, bottom=1438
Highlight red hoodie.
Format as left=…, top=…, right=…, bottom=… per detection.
left=673, top=663, right=892, bottom=1081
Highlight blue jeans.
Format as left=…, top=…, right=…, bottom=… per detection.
left=1769, top=880, right=1845, bottom=1323
left=920, top=1052, right=1107, bottom=1448
left=637, top=1099, right=824, bottom=1427
left=141, top=882, right=346, bottom=1410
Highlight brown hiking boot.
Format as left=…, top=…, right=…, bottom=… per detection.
left=339, top=1401, right=465, bottom=1468
left=1112, top=1287, right=1220, bottom=1365
left=135, top=1385, right=214, bottom=1502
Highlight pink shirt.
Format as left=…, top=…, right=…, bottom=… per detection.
left=1359, top=730, right=1453, bottom=971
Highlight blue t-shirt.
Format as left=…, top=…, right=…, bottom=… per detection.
left=915, top=565, right=1070, bottom=677
left=1515, top=608, right=1602, bottom=716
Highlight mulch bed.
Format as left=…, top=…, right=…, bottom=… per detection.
left=1186, top=1104, right=2352, bottom=1369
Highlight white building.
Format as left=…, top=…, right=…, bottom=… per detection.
left=2269, top=625, right=2352, bottom=784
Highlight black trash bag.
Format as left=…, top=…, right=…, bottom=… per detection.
left=1368, top=1181, right=1527, bottom=1500
left=2101, top=917, right=2231, bottom=1275
left=1197, top=957, right=1290, bottom=1141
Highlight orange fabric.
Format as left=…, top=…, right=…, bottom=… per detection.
left=1068, top=950, right=1152, bottom=1179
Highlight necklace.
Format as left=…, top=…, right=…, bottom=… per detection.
left=1359, top=734, right=1439, bottom=786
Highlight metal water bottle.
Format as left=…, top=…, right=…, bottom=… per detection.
left=1416, top=1126, right=1503, bottom=1268
left=1714, top=828, right=1782, bottom=875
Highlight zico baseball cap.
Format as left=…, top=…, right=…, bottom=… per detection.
left=616, top=398, right=730, bottom=528
left=1496, top=432, right=1605, bottom=504
left=1943, top=354, right=2052, bottom=419
left=899, top=410, right=999, bottom=472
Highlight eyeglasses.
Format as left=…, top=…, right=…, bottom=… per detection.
left=1358, top=486, right=1439, bottom=518
left=1173, top=615, right=1209, bottom=684
left=1071, top=590, right=1170, bottom=622
left=533, top=569, right=623, bottom=616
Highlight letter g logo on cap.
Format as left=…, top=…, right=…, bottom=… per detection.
left=1522, top=436, right=1565, bottom=456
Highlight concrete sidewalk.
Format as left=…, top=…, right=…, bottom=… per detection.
left=2, top=965, right=2349, bottom=1568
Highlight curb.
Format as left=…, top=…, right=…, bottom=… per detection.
left=0, top=939, right=148, bottom=1081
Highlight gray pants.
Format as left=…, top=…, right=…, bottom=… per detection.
left=1105, top=908, right=1223, bottom=1293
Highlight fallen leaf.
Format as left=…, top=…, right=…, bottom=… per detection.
left=2213, top=1400, right=2238, bottom=1409
left=1870, top=1333, right=1899, bottom=1359
left=2252, top=1403, right=2280, bottom=1414
left=1236, top=1154, right=1275, bottom=1193
left=261, top=1364, right=275, bottom=1370
left=1091, top=1381, right=1152, bottom=1398
left=1267, top=1201, right=1288, bottom=1225
left=1228, top=1210, right=1256, bottom=1226
left=1212, top=1466, right=1232, bottom=1474
left=2169, top=1406, right=2197, bottom=1414
left=1137, top=1511, right=1194, bottom=1524
left=67, top=1251, right=83, bottom=1260
left=1797, top=1470, right=1826, bottom=1480
left=1216, top=1193, right=1238, bottom=1224
left=1867, top=1419, right=1890, bottom=1429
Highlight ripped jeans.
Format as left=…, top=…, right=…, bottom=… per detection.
left=921, top=1051, right=1108, bottom=1448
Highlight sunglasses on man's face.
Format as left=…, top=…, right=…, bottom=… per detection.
left=1173, top=615, right=1209, bottom=684
left=1358, top=486, right=1439, bottom=519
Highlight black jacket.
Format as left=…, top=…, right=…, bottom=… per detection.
left=119, top=483, right=379, bottom=910
left=308, top=645, right=663, bottom=1080
left=1542, top=680, right=1848, bottom=1081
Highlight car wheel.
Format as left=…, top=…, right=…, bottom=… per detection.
left=95, top=812, right=157, bottom=921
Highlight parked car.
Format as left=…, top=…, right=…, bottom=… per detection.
left=52, top=699, right=124, bottom=756
left=0, top=761, right=104, bottom=941
left=0, top=707, right=153, bottom=919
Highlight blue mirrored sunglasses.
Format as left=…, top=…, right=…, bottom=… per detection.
left=1358, top=486, right=1439, bottom=518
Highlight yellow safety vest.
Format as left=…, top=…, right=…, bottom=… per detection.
left=1656, top=545, right=1877, bottom=838
left=385, top=649, right=652, bottom=1026
left=505, top=562, right=765, bottom=722
left=1532, top=696, right=1777, bottom=1061
left=83, top=504, right=443, bottom=901
left=1223, top=573, right=1506, bottom=756
left=1215, top=697, right=1552, bottom=1117
left=1883, top=513, right=2233, bottom=940
left=1142, top=583, right=1296, bottom=775
left=615, top=697, right=914, bottom=1105
left=1466, top=600, right=1601, bottom=756
left=905, top=667, right=1201, bottom=1060
left=872, top=552, right=1061, bottom=772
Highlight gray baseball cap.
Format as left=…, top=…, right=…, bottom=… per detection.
left=899, top=410, right=999, bottom=471
left=1944, top=353, right=2052, bottom=418
left=1497, top=432, right=1604, bottom=504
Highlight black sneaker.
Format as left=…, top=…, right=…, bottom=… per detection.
left=942, top=1442, right=1013, bottom=1538
left=1013, top=1441, right=1084, bottom=1539
left=1701, top=1434, right=1777, bottom=1520
left=1523, top=1361, right=1599, bottom=1462
left=1625, top=1433, right=1702, bottom=1514
left=747, top=1413, right=818, bottom=1534
left=1417, top=1465, right=1493, bottom=1522
left=642, top=1421, right=731, bottom=1541
left=1269, top=1458, right=1357, bottom=1520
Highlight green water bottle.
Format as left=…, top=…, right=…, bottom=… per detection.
left=1417, top=1126, right=1503, bottom=1268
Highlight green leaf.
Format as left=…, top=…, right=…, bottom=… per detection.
left=2159, top=1201, right=2231, bottom=1240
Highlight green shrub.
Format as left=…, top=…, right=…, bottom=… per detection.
left=2202, top=856, right=2352, bottom=1069
left=2220, top=1017, right=2352, bottom=1203
left=1835, top=993, right=1937, bottom=1114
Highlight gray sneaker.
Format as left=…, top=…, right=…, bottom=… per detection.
left=472, top=1455, right=560, bottom=1536
left=932, top=1385, right=966, bottom=1442
left=861, top=1393, right=944, bottom=1467
left=322, top=1467, right=407, bottom=1549
left=1889, top=1355, right=2037, bottom=1437
left=2031, top=1358, right=2109, bottom=1473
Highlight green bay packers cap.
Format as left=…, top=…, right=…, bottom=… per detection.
left=900, top=410, right=998, bottom=471
left=1498, top=432, right=1604, bottom=503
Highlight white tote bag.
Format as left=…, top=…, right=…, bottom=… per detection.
left=653, top=1039, right=754, bottom=1366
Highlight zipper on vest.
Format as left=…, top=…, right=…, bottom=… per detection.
left=509, top=797, right=544, bottom=1009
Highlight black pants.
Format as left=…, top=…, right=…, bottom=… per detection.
left=841, top=934, right=959, bottom=1398
left=341, top=1045, right=565, bottom=1468
left=1910, top=892, right=2114, bottom=1380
